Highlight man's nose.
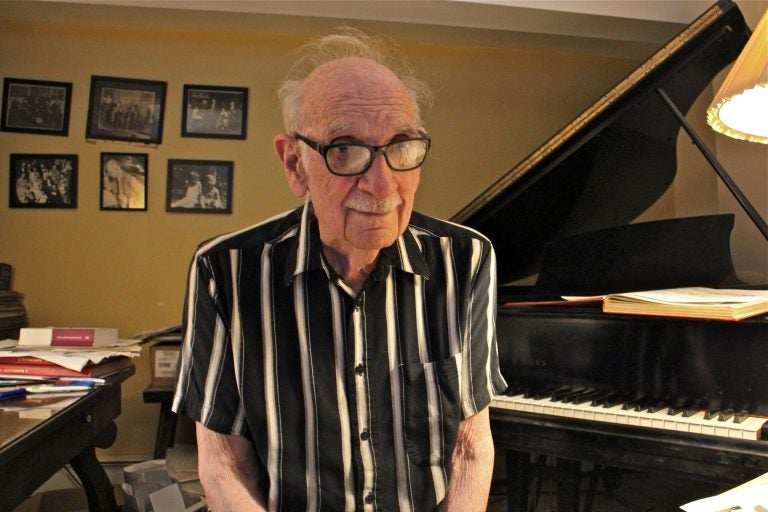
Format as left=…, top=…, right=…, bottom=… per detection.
left=358, top=152, right=397, bottom=196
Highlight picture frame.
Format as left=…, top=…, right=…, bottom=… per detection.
left=86, top=75, right=166, bottom=144
left=100, top=152, right=148, bottom=211
left=1, top=78, right=72, bottom=136
left=166, top=159, right=233, bottom=214
left=181, top=84, right=248, bottom=139
left=9, top=154, right=78, bottom=208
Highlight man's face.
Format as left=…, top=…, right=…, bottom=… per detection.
left=298, top=58, right=422, bottom=255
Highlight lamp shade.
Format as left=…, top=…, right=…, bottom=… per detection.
left=706, top=8, right=768, bottom=144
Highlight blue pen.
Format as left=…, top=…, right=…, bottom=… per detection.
left=53, top=380, right=96, bottom=387
left=0, top=388, right=27, bottom=400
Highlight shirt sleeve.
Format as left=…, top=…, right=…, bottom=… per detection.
left=172, top=248, right=243, bottom=435
left=462, top=237, right=508, bottom=417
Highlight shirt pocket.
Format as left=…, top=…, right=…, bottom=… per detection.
left=400, top=352, right=463, bottom=466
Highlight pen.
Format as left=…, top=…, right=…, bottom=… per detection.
left=56, top=377, right=106, bottom=385
left=52, top=380, right=97, bottom=387
left=0, top=388, right=27, bottom=400
left=26, top=385, right=92, bottom=394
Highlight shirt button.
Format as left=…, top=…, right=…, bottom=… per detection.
left=364, top=492, right=374, bottom=504
left=360, top=429, right=370, bottom=441
left=354, top=364, right=365, bottom=376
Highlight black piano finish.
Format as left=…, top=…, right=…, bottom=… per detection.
left=452, top=0, right=751, bottom=287
left=498, top=305, right=768, bottom=416
left=493, top=306, right=768, bottom=510
left=451, top=0, right=766, bottom=508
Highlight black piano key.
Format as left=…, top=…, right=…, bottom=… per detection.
left=718, top=409, right=735, bottom=422
left=704, top=410, right=719, bottom=420
left=560, top=387, right=593, bottom=403
left=733, top=411, right=750, bottom=424
left=568, top=389, right=600, bottom=404
left=590, top=392, right=618, bottom=407
left=536, top=384, right=572, bottom=400
left=600, top=393, right=631, bottom=408
left=550, top=385, right=581, bottom=402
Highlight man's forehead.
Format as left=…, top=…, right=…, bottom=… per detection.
left=303, top=58, right=416, bottom=135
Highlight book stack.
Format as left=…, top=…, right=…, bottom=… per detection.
left=0, top=263, right=27, bottom=341
left=0, top=326, right=141, bottom=385
left=0, top=290, right=27, bottom=341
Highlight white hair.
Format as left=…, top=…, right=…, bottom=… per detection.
left=277, top=27, right=433, bottom=134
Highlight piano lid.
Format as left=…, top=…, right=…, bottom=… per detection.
left=451, top=0, right=751, bottom=289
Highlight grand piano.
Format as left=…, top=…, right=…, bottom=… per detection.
left=450, top=1, right=768, bottom=510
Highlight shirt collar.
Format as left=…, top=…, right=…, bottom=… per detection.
left=282, top=200, right=431, bottom=286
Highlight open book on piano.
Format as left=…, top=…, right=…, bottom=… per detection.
left=562, top=287, right=768, bottom=321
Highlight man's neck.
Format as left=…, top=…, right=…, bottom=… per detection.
left=322, top=245, right=379, bottom=294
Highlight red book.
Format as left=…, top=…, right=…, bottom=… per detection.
left=0, top=356, right=132, bottom=378
left=0, top=356, right=56, bottom=366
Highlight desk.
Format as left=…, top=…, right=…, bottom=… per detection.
left=0, top=366, right=134, bottom=512
left=142, top=384, right=177, bottom=459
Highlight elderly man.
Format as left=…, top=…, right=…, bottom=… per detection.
left=172, top=28, right=507, bottom=511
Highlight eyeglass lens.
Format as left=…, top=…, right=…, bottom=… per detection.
left=327, top=139, right=428, bottom=175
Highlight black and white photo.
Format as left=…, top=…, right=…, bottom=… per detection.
left=181, top=85, right=247, bottom=139
left=1, top=78, right=72, bottom=136
left=100, top=153, right=148, bottom=211
left=166, top=159, right=233, bottom=214
left=86, top=76, right=166, bottom=144
left=9, top=154, right=77, bottom=208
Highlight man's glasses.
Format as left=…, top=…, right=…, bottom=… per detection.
left=295, top=134, right=431, bottom=177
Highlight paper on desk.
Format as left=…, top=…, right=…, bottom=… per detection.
left=0, top=345, right=141, bottom=371
left=0, top=339, right=17, bottom=349
left=680, top=472, right=768, bottom=511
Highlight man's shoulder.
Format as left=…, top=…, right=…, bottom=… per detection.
left=409, top=211, right=492, bottom=245
left=195, top=207, right=302, bottom=258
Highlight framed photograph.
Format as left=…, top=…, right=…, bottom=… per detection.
left=100, top=153, right=148, bottom=211
left=9, top=154, right=77, bottom=208
left=181, top=84, right=248, bottom=139
left=86, top=75, right=166, bottom=144
left=1, top=78, right=72, bottom=136
left=166, top=159, right=233, bottom=214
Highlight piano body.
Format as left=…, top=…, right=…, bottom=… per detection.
left=451, top=0, right=767, bottom=509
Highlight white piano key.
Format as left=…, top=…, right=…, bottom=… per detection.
left=491, top=393, right=767, bottom=441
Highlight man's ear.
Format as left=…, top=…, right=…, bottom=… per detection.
left=274, top=133, right=308, bottom=198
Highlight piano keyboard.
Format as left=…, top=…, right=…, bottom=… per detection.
left=492, top=388, right=768, bottom=441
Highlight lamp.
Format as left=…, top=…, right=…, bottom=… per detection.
left=706, top=7, right=768, bottom=144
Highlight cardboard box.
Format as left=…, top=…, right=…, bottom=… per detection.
left=150, top=341, right=181, bottom=387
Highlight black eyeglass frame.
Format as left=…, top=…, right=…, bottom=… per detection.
left=294, top=133, right=431, bottom=177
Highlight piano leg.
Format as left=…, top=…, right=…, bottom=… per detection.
left=555, top=458, right=581, bottom=512
left=503, top=450, right=587, bottom=512
left=505, top=450, right=530, bottom=512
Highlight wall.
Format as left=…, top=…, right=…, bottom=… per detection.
left=2, top=2, right=756, bottom=460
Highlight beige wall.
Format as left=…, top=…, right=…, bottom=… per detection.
left=4, top=2, right=758, bottom=459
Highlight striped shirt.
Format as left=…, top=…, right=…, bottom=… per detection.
left=172, top=202, right=507, bottom=511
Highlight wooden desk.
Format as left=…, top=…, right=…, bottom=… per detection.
left=0, top=366, right=134, bottom=512
left=142, top=384, right=177, bottom=459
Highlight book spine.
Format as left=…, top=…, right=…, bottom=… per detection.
left=0, top=356, right=54, bottom=365
left=50, top=328, right=96, bottom=347
left=0, top=363, right=89, bottom=378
